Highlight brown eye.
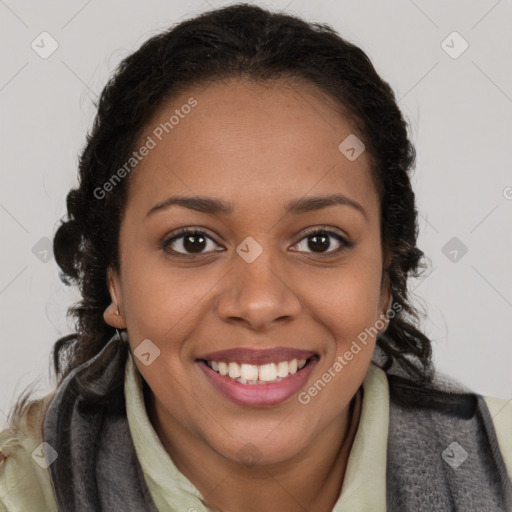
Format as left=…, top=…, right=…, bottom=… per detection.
left=293, top=229, right=352, bottom=255
left=162, top=229, right=220, bottom=256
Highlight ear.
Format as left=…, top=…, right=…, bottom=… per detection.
left=380, top=278, right=392, bottom=314
left=103, top=267, right=127, bottom=329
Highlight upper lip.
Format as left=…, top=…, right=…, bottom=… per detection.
left=197, top=347, right=318, bottom=365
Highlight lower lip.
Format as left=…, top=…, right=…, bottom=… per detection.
left=196, top=358, right=318, bottom=407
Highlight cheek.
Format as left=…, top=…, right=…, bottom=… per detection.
left=301, top=262, right=382, bottom=416
left=303, top=257, right=383, bottom=333
left=120, top=255, right=220, bottom=344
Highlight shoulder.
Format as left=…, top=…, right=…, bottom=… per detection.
left=388, top=370, right=512, bottom=484
left=482, top=393, right=512, bottom=482
left=0, top=393, right=58, bottom=512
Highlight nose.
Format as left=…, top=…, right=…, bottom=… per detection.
left=215, top=249, right=302, bottom=331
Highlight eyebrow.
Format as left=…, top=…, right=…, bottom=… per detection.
left=145, top=193, right=367, bottom=220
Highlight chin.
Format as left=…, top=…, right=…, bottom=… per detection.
left=211, top=431, right=305, bottom=467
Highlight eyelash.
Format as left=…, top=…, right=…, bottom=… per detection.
left=161, top=226, right=353, bottom=258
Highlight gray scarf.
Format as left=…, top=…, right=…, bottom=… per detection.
left=43, top=332, right=512, bottom=511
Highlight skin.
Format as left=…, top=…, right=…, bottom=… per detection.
left=103, top=77, right=392, bottom=512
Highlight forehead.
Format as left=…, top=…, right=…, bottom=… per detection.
left=124, top=78, right=378, bottom=218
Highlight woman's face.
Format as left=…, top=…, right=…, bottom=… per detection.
left=105, top=78, right=391, bottom=465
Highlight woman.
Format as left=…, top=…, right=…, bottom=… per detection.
left=1, top=3, right=511, bottom=511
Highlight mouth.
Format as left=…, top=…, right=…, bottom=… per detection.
left=200, top=356, right=317, bottom=384
left=195, top=352, right=320, bottom=407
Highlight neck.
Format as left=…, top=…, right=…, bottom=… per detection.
left=145, top=385, right=363, bottom=512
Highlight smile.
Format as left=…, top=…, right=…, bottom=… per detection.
left=205, top=358, right=308, bottom=384
left=197, top=355, right=320, bottom=407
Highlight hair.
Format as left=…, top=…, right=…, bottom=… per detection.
left=8, top=2, right=465, bottom=429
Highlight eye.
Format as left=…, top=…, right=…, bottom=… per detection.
left=291, top=227, right=352, bottom=255
left=162, top=228, right=222, bottom=256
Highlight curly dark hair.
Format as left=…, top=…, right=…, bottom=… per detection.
left=10, top=2, right=455, bottom=426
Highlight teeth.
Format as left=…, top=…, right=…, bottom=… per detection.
left=276, top=361, right=289, bottom=377
left=206, top=358, right=309, bottom=384
left=259, top=363, right=277, bottom=382
left=228, top=362, right=241, bottom=378
left=240, top=363, right=259, bottom=381
left=218, top=362, right=229, bottom=376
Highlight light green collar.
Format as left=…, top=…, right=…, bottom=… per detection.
left=333, top=363, right=388, bottom=511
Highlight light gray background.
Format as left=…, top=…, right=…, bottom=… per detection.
left=1, top=0, right=511, bottom=428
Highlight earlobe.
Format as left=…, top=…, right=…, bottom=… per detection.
left=103, top=302, right=124, bottom=328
